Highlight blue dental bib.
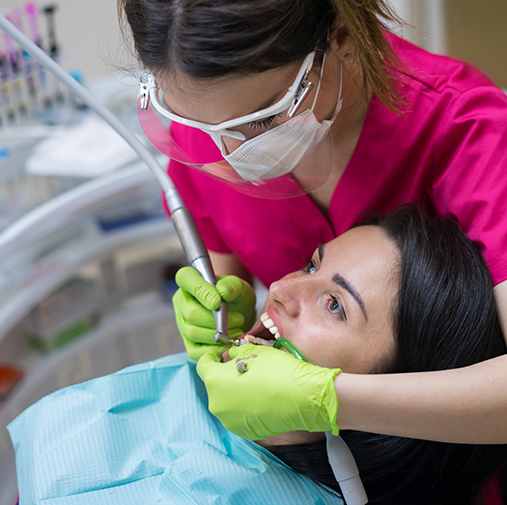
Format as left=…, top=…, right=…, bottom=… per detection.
left=8, top=353, right=342, bottom=505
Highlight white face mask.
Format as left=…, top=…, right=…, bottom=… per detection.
left=210, top=61, right=343, bottom=182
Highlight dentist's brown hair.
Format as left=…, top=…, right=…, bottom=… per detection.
left=118, top=0, right=405, bottom=111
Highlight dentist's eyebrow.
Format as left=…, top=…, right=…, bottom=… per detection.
left=248, top=90, right=285, bottom=115
left=165, top=91, right=284, bottom=119
left=319, top=243, right=368, bottom=321
left=162, top=96, right=186, bottom=117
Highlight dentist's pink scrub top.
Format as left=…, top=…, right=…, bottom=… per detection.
left=163, top=34, right=507, bottom=289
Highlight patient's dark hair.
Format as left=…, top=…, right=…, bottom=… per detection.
left=271, top=204, right=507, bottom=505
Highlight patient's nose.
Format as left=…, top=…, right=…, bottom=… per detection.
left=269, top=276, right=305, bottom=318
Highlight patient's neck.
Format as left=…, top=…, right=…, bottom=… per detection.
left=256, top=431, right=325, bottom=448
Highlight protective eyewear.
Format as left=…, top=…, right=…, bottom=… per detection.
left=139, top=51, right=317, bottom=141
left=137, top=51, right=338, bottom=199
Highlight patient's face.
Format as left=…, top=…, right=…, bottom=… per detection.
left=256, top=225, right=399, bottom=373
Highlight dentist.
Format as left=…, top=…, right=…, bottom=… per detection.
left=119, top=0, right=507, bottom=464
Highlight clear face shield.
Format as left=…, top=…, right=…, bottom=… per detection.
left=137, top=52, right=343, bottom=199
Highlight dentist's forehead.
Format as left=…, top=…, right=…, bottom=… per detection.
left=158, top=63, right=300, bottom=124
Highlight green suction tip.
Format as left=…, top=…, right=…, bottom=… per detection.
left=273, top=338, right=306, bottom=362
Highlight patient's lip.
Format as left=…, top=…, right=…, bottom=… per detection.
left=239, top=319, right=264, bottom=340
left=267, top=305, right=284, bottom=339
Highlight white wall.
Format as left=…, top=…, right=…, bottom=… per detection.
left=388, top=0, right=448, bottom=54
left=1, top=0, right=136, bottom=83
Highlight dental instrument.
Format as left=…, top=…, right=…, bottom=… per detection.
left=0, top=12, right=229, bottom=345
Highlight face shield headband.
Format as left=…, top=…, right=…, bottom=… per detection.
left=137, top=52, right=343, bottom=199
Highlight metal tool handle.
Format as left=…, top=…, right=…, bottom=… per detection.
left=171, top=206, right=229, bottom=343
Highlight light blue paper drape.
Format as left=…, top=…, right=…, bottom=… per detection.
left=8, top=353, right=342, bottom=505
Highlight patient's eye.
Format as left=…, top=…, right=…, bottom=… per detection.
left=328, top=295, right=346, bottom=320
left=302, top=258, right=316, bottom=275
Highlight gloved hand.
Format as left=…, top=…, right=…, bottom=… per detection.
left=197, top=344, right=341, bottom=440
left=172, top=266, right=256, bottom=361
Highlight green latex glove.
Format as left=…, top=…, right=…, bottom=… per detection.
left=172, top=266, right=256, bottom=360
left=197, top=344, right=341, bottom=440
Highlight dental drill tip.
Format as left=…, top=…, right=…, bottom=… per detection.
left=213, top=332, right=230, bottom=344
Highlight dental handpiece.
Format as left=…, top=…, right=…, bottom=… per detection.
left=0, top=13, right=229, bottom=344
left=169, top=206, right=229, bottom=344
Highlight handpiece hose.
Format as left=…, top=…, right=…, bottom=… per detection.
left=0, top=13, right=229, bottom=343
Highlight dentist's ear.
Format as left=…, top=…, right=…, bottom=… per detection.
left=337, top=37, right=356, bottom=62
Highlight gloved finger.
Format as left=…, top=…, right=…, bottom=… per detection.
left=216, top=276, right=256, bottom=307
left=196, top=350, right=224, bottom=379
left=227, top=344, right=296, bottom=366
left=185, top=323, right=244, bottom=344
left=175, top=267, right=221, bottom=311
left=174, top=297, right=211, bottom=344
left=226, top=343, right=259, bottom=360
left=174, top=289, right=245, bottom=329
left=184, top=337, right=230, bottom=362
left=228, top=303, right=257, bottom=333
left=174, top=301, right=229, bottom=345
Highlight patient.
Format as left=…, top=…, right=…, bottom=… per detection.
left=8, top=205, right=507, bottom=505
left=241, top=204, right=507, bottom=505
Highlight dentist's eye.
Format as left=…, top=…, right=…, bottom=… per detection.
left=247, top=114, right=281, bottom=131
left=328, top=295, right=346, bottom=320
left=302, top=258, right=316, bottom=275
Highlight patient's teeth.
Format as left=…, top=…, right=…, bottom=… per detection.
left=263, top=318, right=275, bottom=329
left=261, top=312, right=280, bottom=337
left=242, top=334, right=274, bottom=346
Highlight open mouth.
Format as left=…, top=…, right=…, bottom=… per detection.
left=239, top=312, right=280, bottom=346
left=237, top=311, right=306, bottom=362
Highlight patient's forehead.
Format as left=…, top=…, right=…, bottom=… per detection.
left=323, top=225, right=399, bottom=275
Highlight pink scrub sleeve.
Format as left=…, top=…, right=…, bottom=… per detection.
left=432, top=86, right=507, bottom=286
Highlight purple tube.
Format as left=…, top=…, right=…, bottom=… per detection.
left=24, top=2, right=41, bottom=47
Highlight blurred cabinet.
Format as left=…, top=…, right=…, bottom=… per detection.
left=0, top=161, right=187, bottom=504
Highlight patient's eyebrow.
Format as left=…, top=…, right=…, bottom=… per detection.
left=318, top=244, right=325, bottom=263
left=320, top=243, right=367, bottom=321
left=333, top=274, right=367, bottom=321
